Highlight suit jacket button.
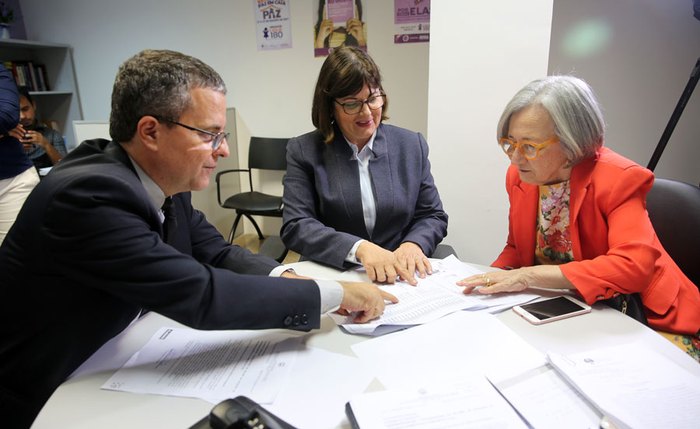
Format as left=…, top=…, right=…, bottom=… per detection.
left=301, top=314, right=308, bottom=325
left=293, top=315, right=301, bottom=326
left=283, top=316, right=293, bottom=326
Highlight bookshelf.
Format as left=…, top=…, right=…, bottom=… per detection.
left=0, top=38, right=83, bottom=150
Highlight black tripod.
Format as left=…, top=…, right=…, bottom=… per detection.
left=646, top=57, right=700, bottom=174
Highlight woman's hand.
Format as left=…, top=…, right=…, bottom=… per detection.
left=356, top=241, right=416, bottom=285
left=457, top=266, right=573, bottom=295
left=315, top=19, right=334, bottom=48
left=393, top=242, right=432, bottom=279
left=346, top=18, right=366, bottom=46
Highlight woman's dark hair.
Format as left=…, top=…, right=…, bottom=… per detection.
left=311, top=46, right=388, bottom=143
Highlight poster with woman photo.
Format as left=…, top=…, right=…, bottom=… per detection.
left=313, top=0, right=367, bottom=57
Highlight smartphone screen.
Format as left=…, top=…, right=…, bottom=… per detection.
left=513, top=296, right=591, bottom=325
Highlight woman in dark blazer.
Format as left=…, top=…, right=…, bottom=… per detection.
left=282, top=47, right=448, bottom=284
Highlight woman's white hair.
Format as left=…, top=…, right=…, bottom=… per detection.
left=497, top=75, right=605, bottom=164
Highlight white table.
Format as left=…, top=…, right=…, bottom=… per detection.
left=32, top=261, right=699, bottom=428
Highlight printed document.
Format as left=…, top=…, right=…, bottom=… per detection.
left=331, top=255, right=539, bottom=335
left=351, top=311, right=546, bottom=389
left=491, top=364, right=601, bottom=429
left=547, top=342, right=700, bottom=429
left=102, top=327, right=301, bottom=404
left=346, top=376, right=528, bottom=429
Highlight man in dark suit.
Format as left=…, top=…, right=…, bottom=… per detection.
left=0, top=49, right=396, bottom=428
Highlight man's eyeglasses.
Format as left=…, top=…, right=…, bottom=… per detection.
left=498, top=136, right=559, bottom=160
left=158, top=118, right=229, bottom=151
left=335, top=94, right=386, bottom=115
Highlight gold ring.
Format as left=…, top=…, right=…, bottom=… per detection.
left=485, top=277, right=492, bottom=287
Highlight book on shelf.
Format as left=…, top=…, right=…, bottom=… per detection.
left=2, top=60, right=50, bottom=91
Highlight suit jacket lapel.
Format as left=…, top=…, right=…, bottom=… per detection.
left=368, top=126, right=393, bottom=239
left=330, top=136, right=366, bottom=234
left=512, top=177, right=538, bottom=266
left=568, top=153, right=597, bottom=260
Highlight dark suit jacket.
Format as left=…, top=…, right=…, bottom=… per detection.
left=281, top=124, right=448, bottom=269
left=0, top=139, right=320, bottom=428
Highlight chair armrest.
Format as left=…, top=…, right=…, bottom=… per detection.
left=216, top=169, right=251, bottom=206
left=215, top=169, right=249, bottom=182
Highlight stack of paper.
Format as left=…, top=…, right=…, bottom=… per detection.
left=102, top=327, right=376, bottom=429
left=331, top=256, right=540, bottom=335
left=546, top=342, right=700, bottom=429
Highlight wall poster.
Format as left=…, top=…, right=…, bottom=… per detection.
left=394, top=0, right=430, bottom=44
left=313, top=0, right=367, bottom=57
left=253, top=0, right=292, bottom=51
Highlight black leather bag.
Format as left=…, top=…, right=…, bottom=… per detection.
left=189, top=396, right=297, bottom=429
left=602, top=293, right=648, bottom=325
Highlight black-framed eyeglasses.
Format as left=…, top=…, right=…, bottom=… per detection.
left=157, top=117, right=229, bottom=151
left=335, top=94, right=386, bottom=115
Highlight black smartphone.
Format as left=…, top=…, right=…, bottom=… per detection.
left=513, top=296, right=591, bottom=325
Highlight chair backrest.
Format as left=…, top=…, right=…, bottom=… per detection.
left=248, top=137, right=289, bottom=171
left=646, top=178, right=700, bottom=287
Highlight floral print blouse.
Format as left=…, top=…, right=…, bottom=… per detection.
left=535, top=180, right=574, bottom=265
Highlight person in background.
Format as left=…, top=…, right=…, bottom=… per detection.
left=0, top=49, right=397, bottom=428
left=458, top=75, right=700, bottom=339
left=282, top=46, right=448, bottom=285
left=8, top=86, right=67, bottom=170
left=0, top=66, right=39, bottom=245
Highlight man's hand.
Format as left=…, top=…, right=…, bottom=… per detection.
left=338, top=281, right=398, bottom=323
left=20, top=130, right=50, bottom=150
left=356, top=241, right=416, bottom=285
left=280, top=270, right=310, bottom=280
left=8, top=124, right=27, bottom=142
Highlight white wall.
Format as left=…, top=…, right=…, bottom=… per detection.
left=18, top=0, right=700, bottom=261
left=427, top=1, right=554, bottom=264
left=428, top=0, right=700, bottom=264
left=548, top=0, right=700, bottom=185
left=18, top=0, right=429, bottom=235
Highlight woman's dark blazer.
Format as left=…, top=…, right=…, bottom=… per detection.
left=282, top=123, right=448, bottom=269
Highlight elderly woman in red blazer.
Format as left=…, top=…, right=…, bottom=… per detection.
left=458, top=76, right=700, bottom=336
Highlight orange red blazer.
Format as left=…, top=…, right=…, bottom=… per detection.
left=493, top=147, right=700, bottom=334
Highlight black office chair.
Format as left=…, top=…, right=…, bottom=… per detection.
left=646, top=177, right=700, bottom=288
left=216, top=137, right=289, bottom=261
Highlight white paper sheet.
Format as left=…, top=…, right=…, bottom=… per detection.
left=492, top=364, right=601, bottom=429
left=548, top=342, right=700, bottom=429
left=347, top=375, right=528, bottom=429
left=351, top=311, right=546, bottom=389
left=262, top=347, right=375, bottom=429
left=331, top=256, right=539, bottom=335
left=102, top=327, right=301, bottom=404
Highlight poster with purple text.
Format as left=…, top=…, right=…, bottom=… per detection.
left=394, top=0, right=430, bottom=44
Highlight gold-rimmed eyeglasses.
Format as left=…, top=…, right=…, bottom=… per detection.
left=156, top=117, right=229, bottom=151
left=498, top=136, right=559, bottom=160
left=335, top=94, right=386, bottom=115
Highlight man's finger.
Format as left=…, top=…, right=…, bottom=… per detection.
left=379, top=289, right=399, bottom=304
